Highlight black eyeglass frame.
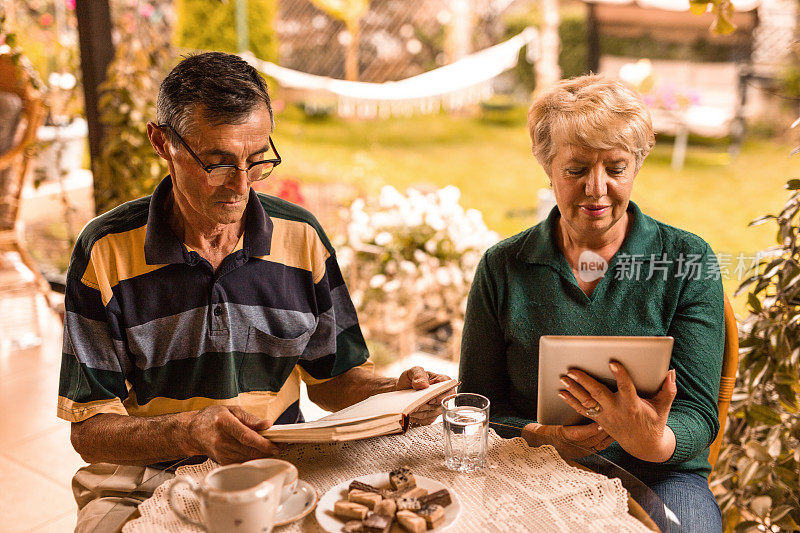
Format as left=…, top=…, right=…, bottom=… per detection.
left=157, top=122, right=281, bottom=182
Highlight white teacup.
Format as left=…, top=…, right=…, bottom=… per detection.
left=168, top=464, right=282, bottom=533
left=243, top=458, right=299, bottom=507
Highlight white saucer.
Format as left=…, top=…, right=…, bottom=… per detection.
left=315, top=473, right=461, bottom=532
left=275, top=479, right=318, bottom=526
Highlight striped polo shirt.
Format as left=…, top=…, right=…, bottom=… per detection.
left=58, top=176, right=370, bottom=425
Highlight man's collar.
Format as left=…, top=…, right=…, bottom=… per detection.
left=517, top=200, right=661, bottom=266
left=144, top=176, right=272, bottom=265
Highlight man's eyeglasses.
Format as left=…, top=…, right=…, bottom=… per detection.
left=158, top=123, right=281, bottom=187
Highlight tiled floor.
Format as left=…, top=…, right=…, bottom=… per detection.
left=0, top=301, right=84, bottom=533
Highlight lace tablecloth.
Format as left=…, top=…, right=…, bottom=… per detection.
left=124, top=425, right=652, bottom=532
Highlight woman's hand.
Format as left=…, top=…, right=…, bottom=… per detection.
left=559, top=362, right=677, bottom=463
left=521, top=421, right=614, bottom=459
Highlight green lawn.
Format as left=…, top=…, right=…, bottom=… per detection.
left=274, top=104, right=797, bottom=311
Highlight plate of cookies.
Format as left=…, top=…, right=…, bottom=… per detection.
left=315, top=466, right=461, bottom=532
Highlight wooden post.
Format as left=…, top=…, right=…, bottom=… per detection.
left=586, top=2, right=600, bottom=73
left=345, top=22, right=360, bottom=81
left=235, top=0, right=249, bottom=53
left=446, top=0, right=473, bottom=62
left=535, top=0, right=561, bottom=92
left=75, top=0, right=114, bottom=181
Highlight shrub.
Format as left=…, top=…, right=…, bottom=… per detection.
left=94, top=3, right=172, bottom=214
left=336, top=185, right=499, bottom=359
left=714, top=178, right=800, bottom=531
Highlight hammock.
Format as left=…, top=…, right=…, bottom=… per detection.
left=241, top=27, right=538, bottom=118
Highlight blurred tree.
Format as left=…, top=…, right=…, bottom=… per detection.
left=309, top=0, right=370, bottom=81
left=176, top=0, right=277, bottom=61
left=93, top=1, right=172, bottom=215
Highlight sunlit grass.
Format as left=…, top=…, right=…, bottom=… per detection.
left=274, top=104, right=797, bottom=313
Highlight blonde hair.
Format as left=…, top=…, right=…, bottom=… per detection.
left=527, top=74, right=655, bottom=174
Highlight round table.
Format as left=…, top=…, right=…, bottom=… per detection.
left=95, top=424, right=685, bottom=532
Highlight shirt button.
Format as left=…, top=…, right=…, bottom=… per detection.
left=214, top=306, right=222, bottom=317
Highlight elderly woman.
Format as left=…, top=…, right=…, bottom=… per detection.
left=459, top=74, right=723, bottom=532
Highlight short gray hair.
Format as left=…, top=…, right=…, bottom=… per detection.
left=156, top=52, right=274, bottom=140
left=527, top=74, right=655, bottom=174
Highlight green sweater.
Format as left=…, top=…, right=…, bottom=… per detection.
left=459, top=202, right=724, bottom=478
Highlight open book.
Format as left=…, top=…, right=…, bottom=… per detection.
left=259, top=379, right=458, bottom=443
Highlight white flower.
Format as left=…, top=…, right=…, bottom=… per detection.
left=379, top=185, right=404, bottom=208
left=425, top=213, right=446, bottom=231
left=383, top=279, right=401, bottom=292
left=49, top=72, right=77, bottom=90
left=338, top=247, right=354, bottom=269
left=374, top=231, right=392, bottom=246
left=369, top=274, right=387, bottom=288
left=424, top=240, right=437, bottom=254
left=437, top=185, right=461, bottom=207
left=435, top=267, right=452, bottom=285
left=400, top=261, right=417, bottom=274
left=351, top=198, right=366, bottom=213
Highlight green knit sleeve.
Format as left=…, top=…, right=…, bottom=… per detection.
left=664, top=243, right=724, bottom=465
left=459, top=252, right=535, bottom=433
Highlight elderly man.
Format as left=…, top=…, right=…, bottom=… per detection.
left=58, top=52, right=448, bottom=532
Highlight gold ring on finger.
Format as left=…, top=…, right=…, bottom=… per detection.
left=585, top=404, right=602, bottom=417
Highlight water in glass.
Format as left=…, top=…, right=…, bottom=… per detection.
left=443, top=405, right=488, bottom=472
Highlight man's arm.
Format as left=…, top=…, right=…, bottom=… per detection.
left=71, top=405, right=279, bottom=466
left=306, top=366, right=451, bottom=425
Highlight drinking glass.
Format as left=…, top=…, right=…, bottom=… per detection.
left=442, top=393, right=490, bottom=472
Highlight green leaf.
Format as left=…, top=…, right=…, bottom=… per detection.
left=776, top=514, right=800, bottom=531
left=748, top=293, right=763, bottom=313
left=745, top=441, right=771, bottom=462
left=748, top=405, right=782, bottom=425
left=786, top=179, right=800, bottom=190
left=774, top=466, right=798, bottom=486
left=774, top=371, right=799, bottom=385
left=688, top=1, right=708, bottom=14
left=711, top=10, right=737, bottom=34
left=767, top=436, right=781, bottom=458
left=735, top=276, right=757, bottom=296
left=739, top=336, right=762, bottom=348
left=750, top=495, right=772, bottom=518
left=734, top=520, right=760, bottom=532
left=749, top=214, right=775, bottom=226
left=776, top=384, right=799, bottom=410
left=763, top=259, right=783, bottom=278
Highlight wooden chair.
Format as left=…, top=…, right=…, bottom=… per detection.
left=708, top=293, right=739, bottom=471
left=0, top=53, right=51, bottom=305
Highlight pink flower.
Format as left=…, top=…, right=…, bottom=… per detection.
left=138, top=3, right=155, bottom=18
left=39, top=13, right=54, bottom=27
left=66, top=0, right=76, bottom=10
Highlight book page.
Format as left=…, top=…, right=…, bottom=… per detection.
left=319, top=379, right=458, bottom=422
left=263, top=413, right=392, bottom=434
left=260, top=379, right=457, bottom=441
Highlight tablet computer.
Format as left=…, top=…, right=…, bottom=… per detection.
left=536, top=335, right=673, bottom=426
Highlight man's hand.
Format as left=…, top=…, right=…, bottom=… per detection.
left=521, top=422, right=614, bottom=459
left=395, top=366, right=451, bottom=426
left=184, top=406, right=280, bottom=465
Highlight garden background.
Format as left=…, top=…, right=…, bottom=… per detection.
left=0, top=0, right=798, bottom=531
